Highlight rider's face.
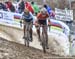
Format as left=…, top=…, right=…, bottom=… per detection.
left=24, top=12, right=29, bottom=15
left=42, top=12, right=46, bottom=15
left=41, top=11, right=46, bottom=15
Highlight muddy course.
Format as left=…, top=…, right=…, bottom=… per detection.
left=0, top=37, right=74, bottom=59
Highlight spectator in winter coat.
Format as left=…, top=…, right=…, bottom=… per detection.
left=5, top=0, right=15, bottom=12
left=0, top=1, right=7, bottom=11
left=16, top=0, right=20, bottom=2
left=18, top=0, right=25, bottom=13
left=31, top=1, right=40, bottom=15
left=25, top=2, right=34, bottom=14
left=43, top=4, right=55, bottom=18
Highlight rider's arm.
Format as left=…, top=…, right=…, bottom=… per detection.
left=30, top=12, right=34, bottom=20
left=29, top=13, right=33, bottom=20
left=21, top=12, right=25, bottom=20
left=46, top=13, right=49, bottom=18
left=37, top=13, right=41, bottom=20
left=46, top=13, right=51, bottom=26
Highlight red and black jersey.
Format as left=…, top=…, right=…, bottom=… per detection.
left=37, top=12, right=49, bottom=20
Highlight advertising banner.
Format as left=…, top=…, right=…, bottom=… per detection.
left=0, top=10, right=70, bottom=55
left=0, top=10, right=70, bottom=36
left=0, top=10, right=22, bottom=27
left=55, top=8, right=73, bottom=21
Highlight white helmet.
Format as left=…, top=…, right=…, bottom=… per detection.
left=40, top=8, right=47, bottom=14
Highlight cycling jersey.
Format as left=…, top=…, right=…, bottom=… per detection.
left=22, top=12, right=33, bottom=22
left=37, top=13, right=49, bottom=20
left=36, top=12, right=49, bottom=25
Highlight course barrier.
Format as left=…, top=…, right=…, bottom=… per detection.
left=0, top=10, right=70, bottom=55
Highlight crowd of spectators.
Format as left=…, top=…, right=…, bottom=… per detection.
left=0, top=0, right=55, bottom=17
left=0, top=0, right=39, bottom=14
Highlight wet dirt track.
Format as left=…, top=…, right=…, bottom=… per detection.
left=0, top=37, right=74, bottom=59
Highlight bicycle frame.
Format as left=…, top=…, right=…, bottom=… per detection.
left=24, top=21, right=32, bottom=47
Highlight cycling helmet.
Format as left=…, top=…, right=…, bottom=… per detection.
left=40, top=8, right=47, bottom=14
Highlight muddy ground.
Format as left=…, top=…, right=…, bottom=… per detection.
left=0, top=37, right=74, bottom=59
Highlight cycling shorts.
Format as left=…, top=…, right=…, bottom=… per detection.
left=23, top=20, right=33, bottom=29
left=38, top=20, right=47, bottom=25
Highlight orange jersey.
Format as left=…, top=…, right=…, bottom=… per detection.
left=37, top=13, right=49, bottom=20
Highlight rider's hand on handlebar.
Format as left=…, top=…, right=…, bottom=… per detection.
left=20, top=21, right=22, bottom=27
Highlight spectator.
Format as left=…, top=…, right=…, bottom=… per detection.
left=31, top=1, right=40, bottom=15
left=0, top=1, right=7, bottom=11
left=43, top=4, right=55, bottom=18
left=18, top=0, right=25, bottom=13
left=43, top=4, right=52, bottom=15
left=25, top=2, right=34, bottom=14
left=5, top=0, right=15, bottom=12
left=16, top=0, right=20, bottom=2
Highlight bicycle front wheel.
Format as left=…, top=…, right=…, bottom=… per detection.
left=42, top=31, right=47, bottom=53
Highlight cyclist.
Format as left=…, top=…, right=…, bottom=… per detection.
left=21, top=8, right=33, bottom=42
left=36, top=8, right=49, bottom=49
